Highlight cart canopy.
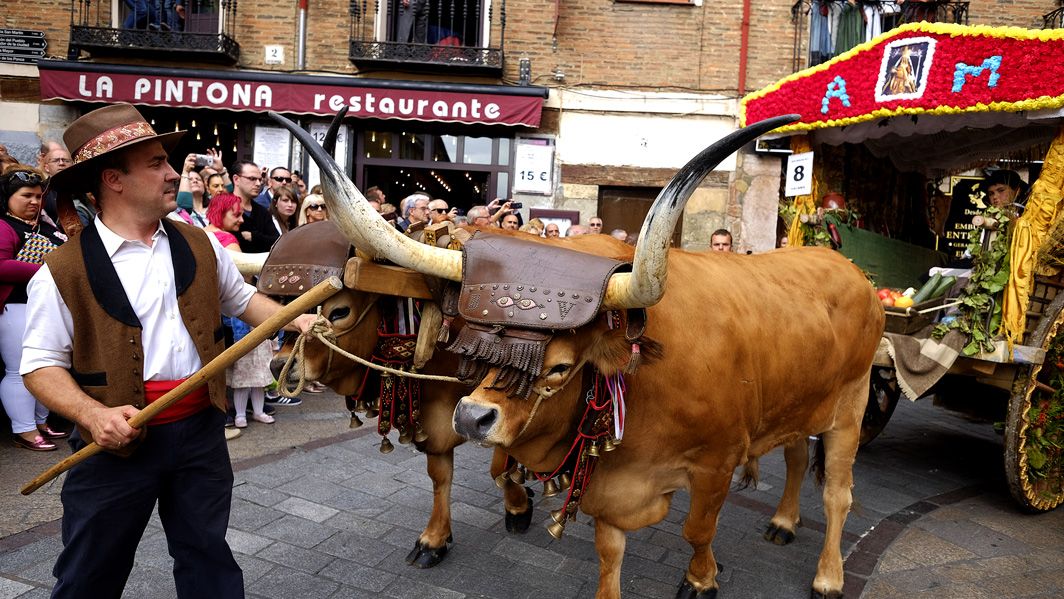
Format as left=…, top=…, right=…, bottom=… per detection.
left=741, top=23, right=1064, bottom=174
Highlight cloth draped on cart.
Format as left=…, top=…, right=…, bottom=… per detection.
left=882, top=328, right=966, bottom=401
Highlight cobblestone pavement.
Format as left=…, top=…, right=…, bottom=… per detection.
left=1, top=394, right=1063, bottom=598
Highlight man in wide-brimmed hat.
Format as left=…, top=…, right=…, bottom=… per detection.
left=19, top=103, right=317, bottom=598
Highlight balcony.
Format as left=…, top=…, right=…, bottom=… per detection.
left=68, top=0, right=239, bottom=64
left=349, top=0, right=505, bottom=76
left=1044, top=2, right=1064, bottom=29
left=791, top=1, right=968, bottom=71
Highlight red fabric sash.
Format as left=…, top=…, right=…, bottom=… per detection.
left=144, top=379, right=210, bottom=425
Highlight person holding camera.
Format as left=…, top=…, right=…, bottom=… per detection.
left=177, top=152, right=221, bottom=228
left=488, top=198, right=522, bottom=229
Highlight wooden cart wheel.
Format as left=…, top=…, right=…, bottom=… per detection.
left=861, top=367, right=900, bottom=447
left=1004, top=292, right=1064, bottom=512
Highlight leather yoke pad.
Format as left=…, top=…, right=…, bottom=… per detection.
left=458, top=232, right=629, bottom=330
left=257, top=220, right=353, bottom=297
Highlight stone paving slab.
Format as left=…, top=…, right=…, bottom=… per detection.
left=3, top=398, right=1064, bottom=598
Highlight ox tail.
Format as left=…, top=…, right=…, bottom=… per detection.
left=735, top=458, right=760, bottom=491
left=809, top=434, right=826, bottom=487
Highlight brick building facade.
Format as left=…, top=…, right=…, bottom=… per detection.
left=1, top=1, right=1061, bottom=250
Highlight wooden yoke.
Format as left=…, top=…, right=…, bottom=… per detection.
left=343, top=255, right=434, bottom=299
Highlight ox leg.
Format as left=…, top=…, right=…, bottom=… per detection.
left=677, top=470, right=731, bottom=599
left=406, top=450, right=454, bottom=568
left=811, top=381, right=865, bottom=598
left=489, top=449, right=534, bottom=534
left=594, top=519, right=627, bottom=599
left=764, top=438, right=809, bottom=546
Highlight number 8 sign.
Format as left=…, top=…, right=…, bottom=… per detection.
left=785, top=151, right=814, bottom=197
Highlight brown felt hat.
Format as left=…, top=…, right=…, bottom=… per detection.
left=47, top=103, right=184, bottom=194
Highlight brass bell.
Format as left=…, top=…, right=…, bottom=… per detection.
left=413, top=426, right=429, bottom=443
left=543, top=478, right=560, bottom=498
left=587, top=442, right=600, bottom=457
left=379, top=437, right=394, bottom=454
left=509, top=468, right=525, bottom=485
left=398, top=429, right=413, bottom=445
left=557, top=473, right=571, bottom=489
left=354, top=399, right=370, bottom=413
left=349, top=413, right=363, bottom=429
left=602, top=438, right=617, bottom=452
left=547, top=519, right=566, bottom=539
left=550, top=508, right=566, bottom=524
left=495, top=472, right=510, bottom=488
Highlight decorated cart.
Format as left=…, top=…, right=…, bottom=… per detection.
left=742, top=22, right=1064, bottom=512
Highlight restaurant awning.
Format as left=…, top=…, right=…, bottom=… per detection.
left=38, top=60, right=547, bottom=127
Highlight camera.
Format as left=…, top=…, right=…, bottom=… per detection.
left=509, top=202, right=523, bottom=210
left=194, top=154, right=213, bottom=168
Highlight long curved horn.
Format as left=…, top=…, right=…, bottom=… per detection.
left=268, top=111, right=463, bottom=281
left=602, top=114, right=799, bottom=309
left=228, top=250, right=269, bottom=276
left=227, top=248, right=270, bottom=276
left=322, top=107, right=345, bottom=155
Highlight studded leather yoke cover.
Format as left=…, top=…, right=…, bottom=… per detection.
left=457, top=233, right=629, bottom=330
left=257, top=220, right=353, bottom=297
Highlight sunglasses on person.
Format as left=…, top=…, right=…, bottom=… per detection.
left=430, top=208, right=449, bottom=214
left=271, top=176, right=292, bottom=184
left=9, top=171, right=43, bottom=186
left=238, top=173, right=262, bottom=182
left=306, top=204, right=326, bottom=211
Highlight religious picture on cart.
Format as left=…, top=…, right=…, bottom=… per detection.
left=878, top=40, right=933, bottom=101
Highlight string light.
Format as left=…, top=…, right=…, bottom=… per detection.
left=213, top=124, right=218, bottom=135
left=191, top=119, right=196, bottom=128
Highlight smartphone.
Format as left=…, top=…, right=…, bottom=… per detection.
left=509, top=202, right=523, bottom=210
left=194, top=154, right=213, bottom=168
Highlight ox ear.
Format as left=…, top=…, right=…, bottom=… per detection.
left=581, top=312, right=664, bottom=376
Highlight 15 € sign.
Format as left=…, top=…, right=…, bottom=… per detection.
left=513, top=141, right=554, bottom=195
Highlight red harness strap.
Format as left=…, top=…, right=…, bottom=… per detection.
left=143, top=379, right=210, bottom=425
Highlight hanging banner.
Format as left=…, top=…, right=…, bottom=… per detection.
left=38, top=61, right=546, bottom=127
left=741, top=23, right=1064, bottom=134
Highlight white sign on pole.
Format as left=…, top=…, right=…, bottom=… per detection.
left=253, top=126, right=292, bottom=175
left=784, top=151, right=814, bottom=197
left=305, top=122, right=349, bottom=191
left=512, top=142, right=554, bottom=195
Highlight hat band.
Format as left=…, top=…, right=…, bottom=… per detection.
left=73, top=121, right=158, bottom=164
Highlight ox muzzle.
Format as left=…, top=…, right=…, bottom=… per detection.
left=453, top=398, right=497, bottom=443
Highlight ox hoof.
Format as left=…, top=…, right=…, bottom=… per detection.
left=505, top=497, right=534, bottom=534
left=676, top=578, right=718, bottom=599
left=810, top=590, right=843, bottom=599
left=764, top=523, right=797, bottom=545
left=405, top=535, right=452, bottom=569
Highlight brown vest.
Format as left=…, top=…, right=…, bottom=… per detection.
left=46, top=219, right=227, bottom=443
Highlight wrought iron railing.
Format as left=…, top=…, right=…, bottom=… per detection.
left=68, top=0, right=239, bottom=63
left=1044, top=6, right=1064, bottom=29
left=791, top=0, right=968, bottom=71
left=349, top=0, right=505, bottom=74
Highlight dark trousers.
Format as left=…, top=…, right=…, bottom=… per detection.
left=52, top=408, right=243, bottom=599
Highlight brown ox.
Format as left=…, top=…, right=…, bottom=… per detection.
left=261, top=242, right=535, bottom=568
left=273, top=111, right=881, bottom=597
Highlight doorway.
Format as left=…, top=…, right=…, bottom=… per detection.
left=598, top=186, right=681, bottom=245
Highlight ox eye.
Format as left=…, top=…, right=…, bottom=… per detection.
left=547, top=364, right=571, bottom=376
left=328, top=307, right=351, bottom=322
left=496, top=297, right=514, bottom=307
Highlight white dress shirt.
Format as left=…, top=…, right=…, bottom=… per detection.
left=20, top=217, right=256, bottom=381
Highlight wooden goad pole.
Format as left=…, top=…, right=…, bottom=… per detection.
left=21, top=276, right=344, bottom=496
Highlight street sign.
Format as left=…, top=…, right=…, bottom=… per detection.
left=0, top=29, right=45, bottom=38
left=0, top=29, right=46, bottom=64
left=0, top=37, right=46, bottom=50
